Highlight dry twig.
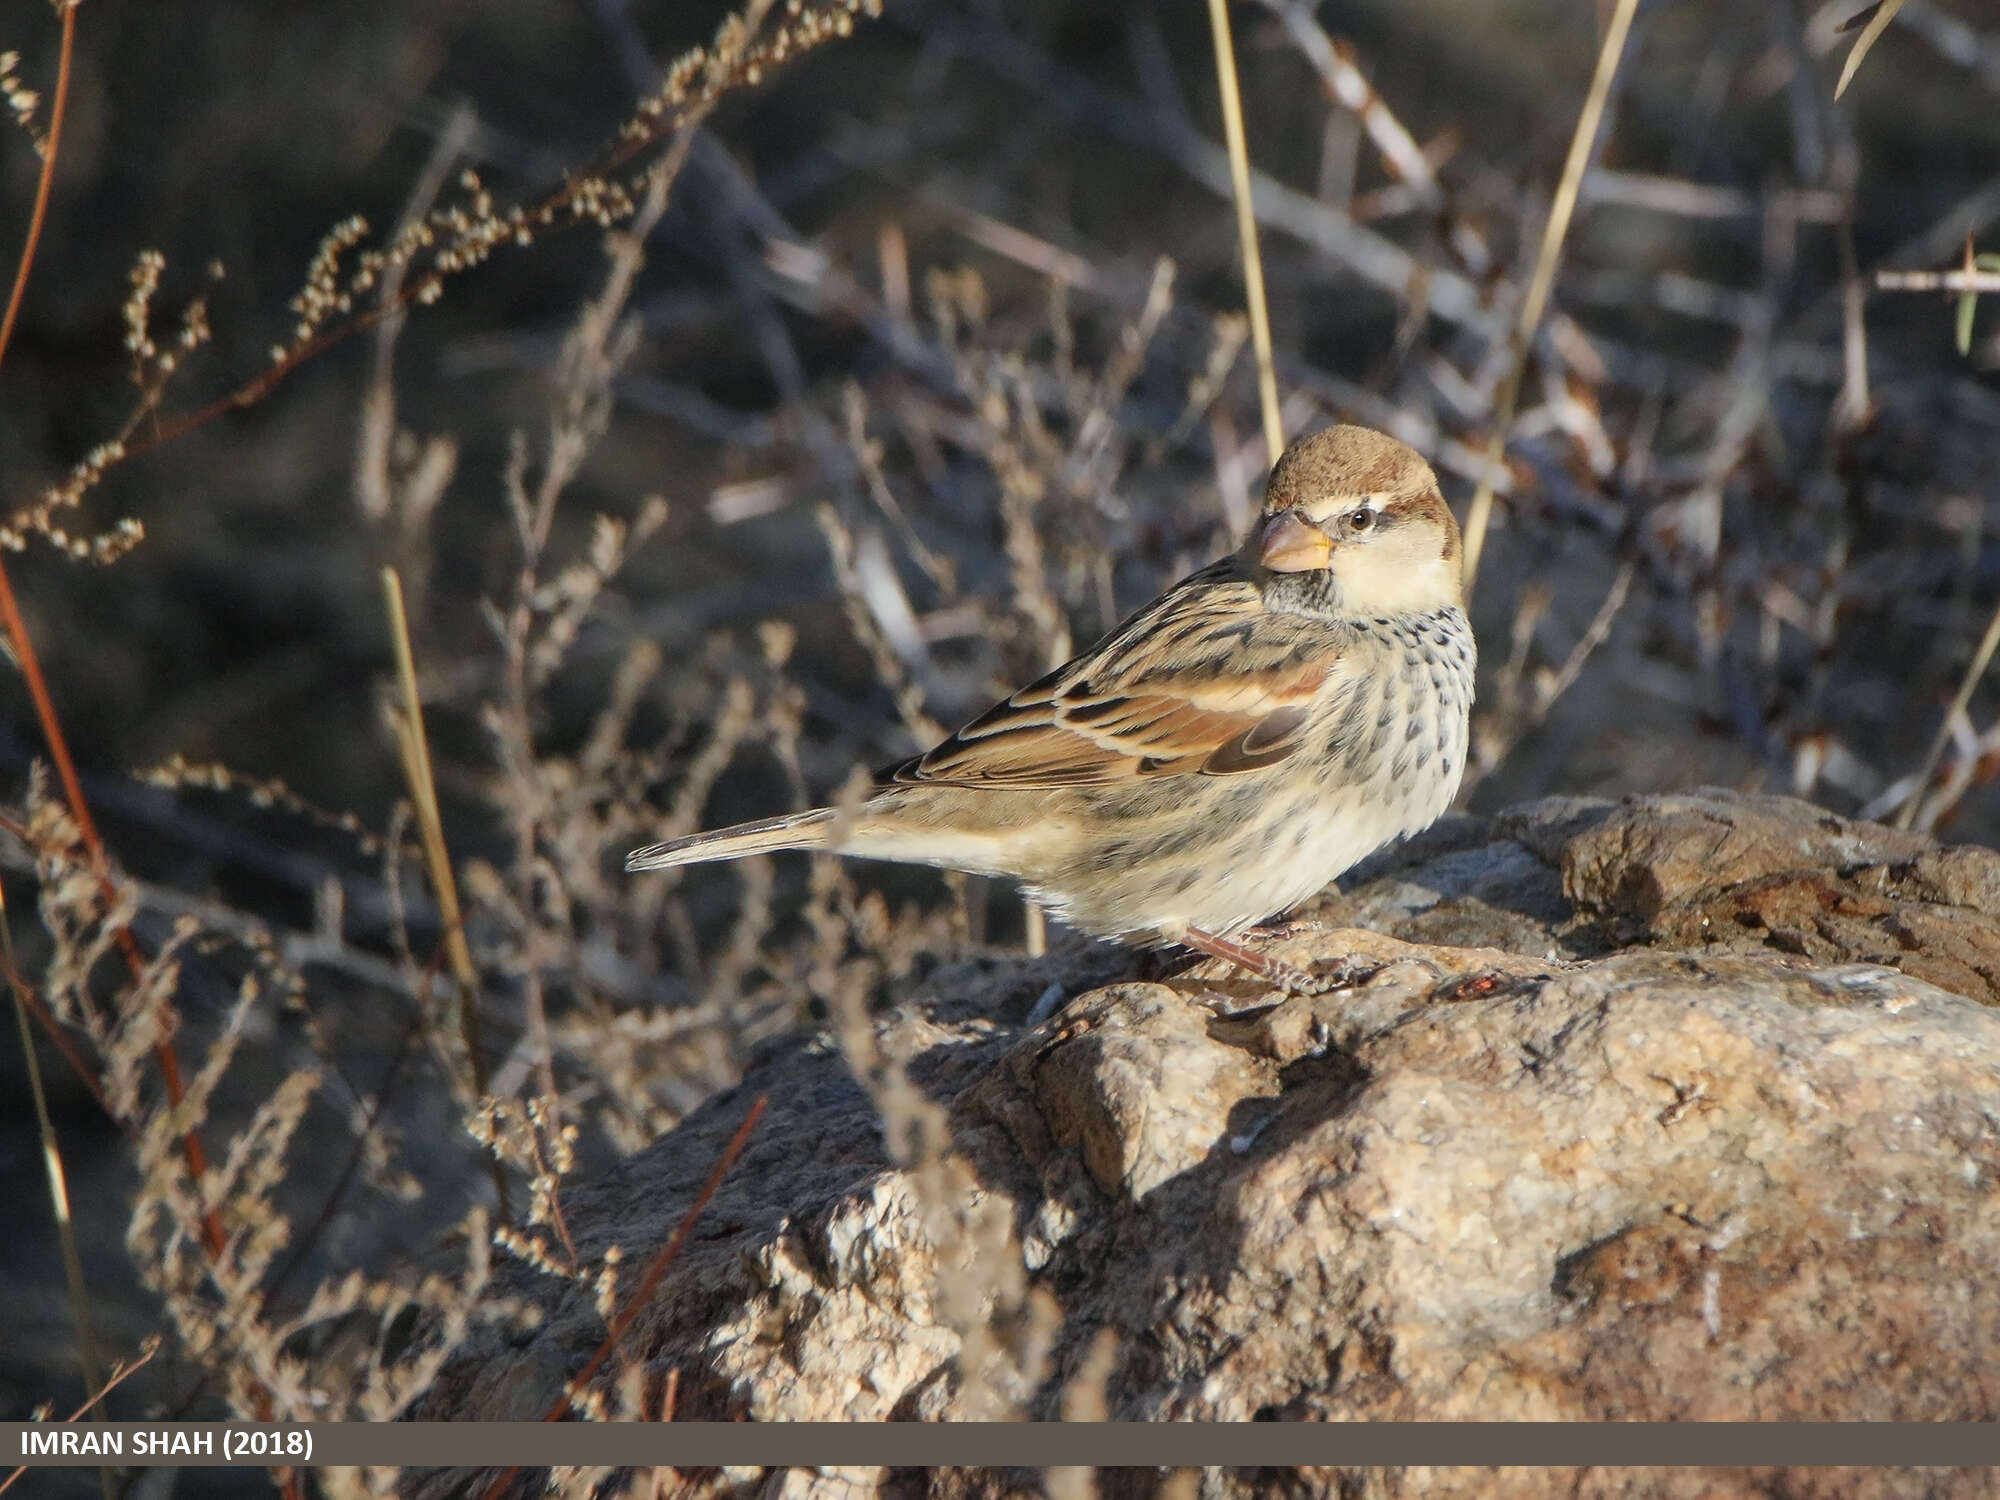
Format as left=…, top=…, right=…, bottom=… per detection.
left=1205, top=0, right=1284, bottom=462
left=1461, top=0, right=1641, bottom=592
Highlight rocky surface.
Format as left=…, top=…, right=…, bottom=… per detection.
left=411, top=791, right=2000, bottom=1500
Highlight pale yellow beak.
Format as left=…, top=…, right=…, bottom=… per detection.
left=1259, top=510, right=1333, bottom=573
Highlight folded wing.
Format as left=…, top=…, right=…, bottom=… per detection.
left=882, top=560, right=1336, bottom=787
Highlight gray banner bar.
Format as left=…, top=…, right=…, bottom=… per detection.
left=8, top=1423, right=2000, bottom=1469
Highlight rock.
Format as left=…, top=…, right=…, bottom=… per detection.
left=1311, top=788, right=2000, bottom=1006
left=409, top=793, right=2000, bottom=1500
left=1552, top=788, right=1936, bottom=916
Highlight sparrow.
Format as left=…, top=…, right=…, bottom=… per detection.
left=627, top=425, right=1476, bottom=990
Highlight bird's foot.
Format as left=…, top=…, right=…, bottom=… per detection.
left=1177, top=925, right=1378, bottom=997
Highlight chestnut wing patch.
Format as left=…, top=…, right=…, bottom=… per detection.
left=881, top=565, right=1333, bottom=788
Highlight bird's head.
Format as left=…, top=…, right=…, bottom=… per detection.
left=1245, top=425, right=1464, bottom=618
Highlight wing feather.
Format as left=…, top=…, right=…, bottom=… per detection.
left=881, top=559, right=1336, bottom=788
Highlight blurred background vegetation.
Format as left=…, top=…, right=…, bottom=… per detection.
left=5, top=0, right=2000, bottom=1482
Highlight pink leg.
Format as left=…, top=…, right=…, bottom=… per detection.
left=1179, top=925, right=1319, bottom=993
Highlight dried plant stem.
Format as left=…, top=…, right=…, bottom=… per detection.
left=381, top=566, right=509, bottom=1221
left=481, top=1095, right=768, bottom=1500
left=1874, top=267, right=2000, bottom=293
left=1834, top=0, right=1909, bottom=99
left=0, top=561, right=137, bottom=948
left=4, top=895, right=112, bottom=1500
left=383, top=569, right=476, bottom=987
left=0, top=0, right=228, bottom=1271
left=1205, top=0, right=1284, bottom=464
left=0, top=952, right=114, bottom=1122
left=0, top=0, right=234, bottom=1273
left=1894, top=592, right=2000, bottom=831
left=1836, top=222, right=1870, bottom=428
left=1254, top=0, right=1438, bottom=203
left=0, top=1337, right=159, bottom=1499
left=552, top=1094, right=766, bottom=1416
left=0, top=0, right=72, bottom=373
left=1538, top=561, right=1636, bottom=712
left=14, top=0, right=874, bottom=515
left=1461, top=0, right=1639, bottom=592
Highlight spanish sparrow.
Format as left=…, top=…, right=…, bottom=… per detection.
left=628, top=425, right=1475, bottom=989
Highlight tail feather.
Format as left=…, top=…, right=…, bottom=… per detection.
left=625, top=808, right=836, bottom=872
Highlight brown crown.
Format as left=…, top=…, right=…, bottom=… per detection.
left=1262, top=425, right=1461, bottom=565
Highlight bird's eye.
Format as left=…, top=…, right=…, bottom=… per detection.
left=1346, top=508, right=1376, bottom=533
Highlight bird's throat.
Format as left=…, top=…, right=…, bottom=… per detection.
left=1259, top=567, right=1345, bottom=619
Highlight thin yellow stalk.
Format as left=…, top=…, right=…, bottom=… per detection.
left=1462, top=0, right=1640, bottom=592
left=383, top=569, right=475, bottom=988
left=381, top=566, right=509, bottom=1219
left=1205, top=0, right=1284, bottom=465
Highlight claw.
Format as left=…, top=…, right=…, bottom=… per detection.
left=1305, top=954, right=1381, bottom=992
